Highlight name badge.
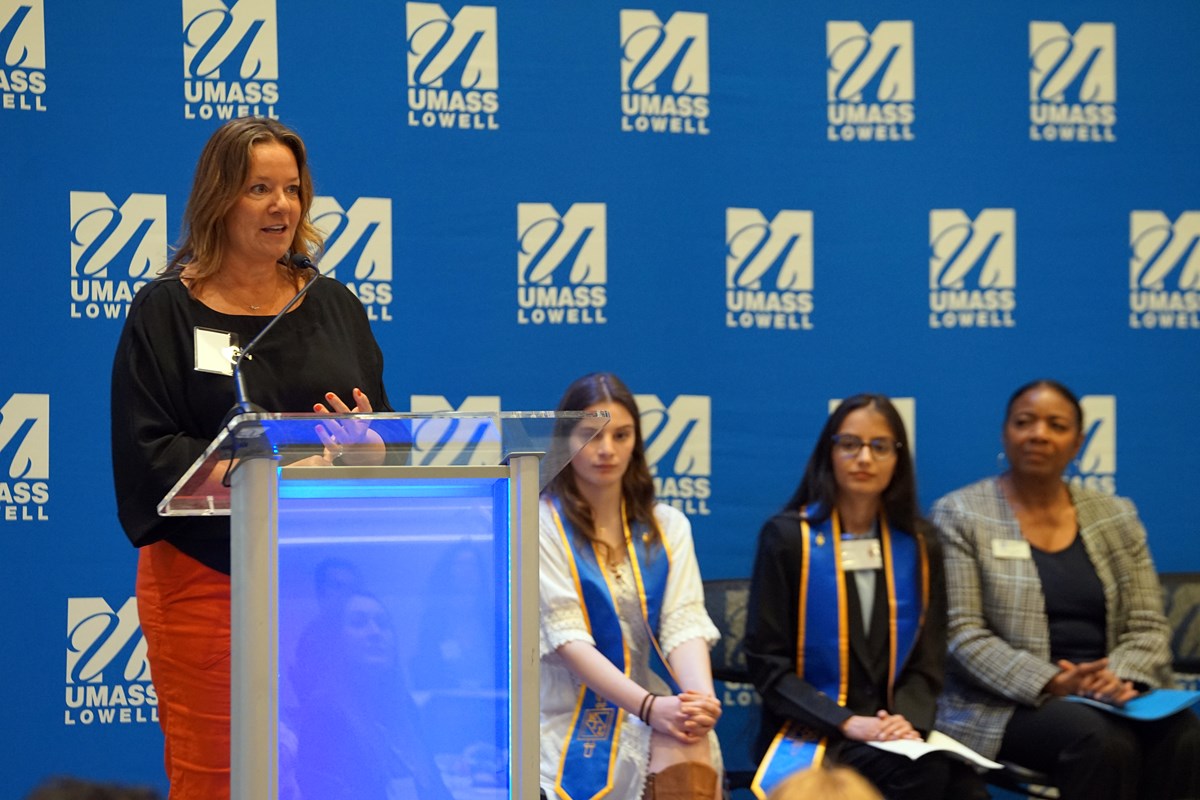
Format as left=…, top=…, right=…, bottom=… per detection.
left=194, top=327, right=242, bottom=376
left=992, top=539, right=1033, bottom=560
left=841, top=538, right=883, bottom=571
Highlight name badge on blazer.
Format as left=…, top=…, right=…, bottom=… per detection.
left=841, top=538, right=883, bottom=571
left=992, top=539, right=1033, bottom=560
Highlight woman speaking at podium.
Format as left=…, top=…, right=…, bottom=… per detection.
left=539, top=372, right=723, bottom=799
left=110, top=117, right=391, bottom=799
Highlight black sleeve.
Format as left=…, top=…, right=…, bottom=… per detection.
left=745, top=514, right=855, bottom=739
left=892, top=526, right=948, bottom=734
left=333, top=279, right=393, bottom=414
left=110, top=283, right=220, bottom=548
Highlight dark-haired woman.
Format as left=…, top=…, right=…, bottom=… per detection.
left=933, top=379, right=1200, bottom=800
left=111, top=117, right=391, bottom=799
left=745, top=395, right=985, bottom=800
left=539, top=372, right=722, bottom=799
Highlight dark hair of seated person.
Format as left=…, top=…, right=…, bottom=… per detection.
left=25, top=777, right=162, bottom=800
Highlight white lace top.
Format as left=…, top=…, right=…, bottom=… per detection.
left=538, top=500, right=722, bottom=795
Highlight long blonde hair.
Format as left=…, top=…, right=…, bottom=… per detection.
left=166, top=117, right=323, bottom=292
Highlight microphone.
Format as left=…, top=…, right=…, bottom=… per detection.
left=228, top=252, right=326, bottom=417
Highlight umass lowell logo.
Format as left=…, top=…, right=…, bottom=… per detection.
left=1129, top=211, right=1200, bottom=330
left=1029, top=22, right=1116, bottom=142
left=725, top=208, right=814, bottom=331
left=1065, top=395, right=1117, bottom=495
left=408, top=395, right=501, bottom=467
left=620, top=9, right=710, bottom=135
left=69, top=191, right=166, bottom=320
left=517, top=202, right=607, bottom=325
left=183, top=0, right=280, bottom=121
left=311, top=196, right=393, bottom=322
left=0, top=393, right=48, bottom=522
left=637, top=394, right=711, bottom=516
left=0, top=0, right=47, bottom=111
left=65, top=597, right=157, bottom=726
left=406, top=2, right=499, bottom=130
left=928, top=209, right=1016, bottom=329
left=826, top=21, right=914, bottom=142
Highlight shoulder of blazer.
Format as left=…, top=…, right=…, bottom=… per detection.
left=1069, top=483, right=1137, bottom=530
left=935, top=477, right=1010, bottom=530
left=939, top=476, right=1003, bottom=509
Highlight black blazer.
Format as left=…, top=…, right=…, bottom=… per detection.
left=744, top=511, right=947, bottom=761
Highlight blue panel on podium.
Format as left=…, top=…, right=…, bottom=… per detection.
left=278, top=472, right=510, bottom=799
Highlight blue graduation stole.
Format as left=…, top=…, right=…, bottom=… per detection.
left=549, top=499, right=679, bottom=800
left=751, top=507, right=928, bottom=800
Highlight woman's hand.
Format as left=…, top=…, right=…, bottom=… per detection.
left=676, top=690, right=722, bottom=736
left=1045, top=658, right=1110, bottom=698
left=1071, top=659, right=1139, bottom=706
left=312, top=388, right=384, bottom=465
left=1044, top=658, right=1138, bottom=706
left=1086, top=677, right=1138, bottom=707
left=647, top=692, right=720, bottom=744
left=840, top=710, right=921, bottom=742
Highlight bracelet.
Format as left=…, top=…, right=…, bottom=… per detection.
left=644, top=694, right=659, bottom=725
left=637, top=692, right=653, bottom=724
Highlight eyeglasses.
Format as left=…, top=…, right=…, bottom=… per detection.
left=832, top=434, right=902, bottom=460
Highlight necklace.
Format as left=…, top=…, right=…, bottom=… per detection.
left=609, top=556, right=628, bottom=583
left=215, top=267, right=293, bottom=313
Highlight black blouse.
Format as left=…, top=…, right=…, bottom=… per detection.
left=110, top=274, right=392, bottom=574
left=1030, top=533, right=1108, bottom=663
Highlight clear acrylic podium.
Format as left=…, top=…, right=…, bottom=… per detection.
left=159, top=410, right=607, bottom=800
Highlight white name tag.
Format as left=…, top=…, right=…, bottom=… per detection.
left=992, top=539, right=1033, bottom=560
left=194, top=327, right=240, bottom=376
left=841, top=538, right=883, bottom=571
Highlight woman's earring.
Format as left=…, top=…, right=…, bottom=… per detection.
left=996, top=451, right=1008, bottom=470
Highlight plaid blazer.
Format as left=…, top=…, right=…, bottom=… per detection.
left=931, top=477, right=1175, bottom=759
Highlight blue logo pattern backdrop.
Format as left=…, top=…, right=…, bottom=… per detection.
left=1, top=1, right=1197, bottom=793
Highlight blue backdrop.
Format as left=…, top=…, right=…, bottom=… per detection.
left=1, top=0, right=1198, bottom=794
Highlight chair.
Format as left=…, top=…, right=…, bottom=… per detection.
left=986, top=762, right=1059, bottom=799
left=703, top=578, right=759, bottom=795
left=704, top=578, right=751, bottom=684
left=1159, top=571, right=1200, bottom=687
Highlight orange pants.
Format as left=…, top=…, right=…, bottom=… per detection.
left=137, top=540, right=231, bottom=800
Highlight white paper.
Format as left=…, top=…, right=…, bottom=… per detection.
left=867, top=730, right=1002, bottom=770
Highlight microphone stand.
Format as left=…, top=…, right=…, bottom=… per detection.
left=219, top=253, right=324, bottom=436
left=218, top=253, right=325, bottom=484
left=228, top=252, right=323, bottom=417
